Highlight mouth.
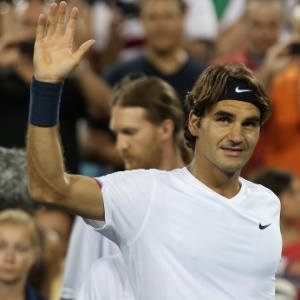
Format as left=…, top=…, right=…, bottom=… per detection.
left=221, top=147, right=243, bottom=157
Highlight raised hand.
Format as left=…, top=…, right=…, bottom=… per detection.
left=34, top=1, right=95, bottom=83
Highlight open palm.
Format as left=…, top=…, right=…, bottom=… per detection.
left=34, top=1, right=94, bottom=83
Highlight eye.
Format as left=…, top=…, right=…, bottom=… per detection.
left=217, top=117, right=231, bottom=124
left=16, top=246, right=30, bottom=253
left=243, top=120, right=260, bottom=128
left=123, top=129, right=138, bottom=135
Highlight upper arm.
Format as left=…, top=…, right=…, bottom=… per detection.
left=56, top=174, right=105, bottom=220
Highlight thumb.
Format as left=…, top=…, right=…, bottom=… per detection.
left=75, top=39, right=95, bottom=61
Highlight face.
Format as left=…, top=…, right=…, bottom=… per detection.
left=140, top=0, right=184, bottom=54
left=15, top=1, right=46, bottom=39
left=110, top=106, right=165, bottom=170
left=280, top=178, right=300, bottom=223
left=34, top=209, right=72, bottom=259
left=189, top=100, right=261, bottom=174
left=0, top=223, right=38, bottom=285
left=247, top=2, right=282, bottom=56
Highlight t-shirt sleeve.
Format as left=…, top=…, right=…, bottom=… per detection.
left=85, top=169, right=155, bottom=247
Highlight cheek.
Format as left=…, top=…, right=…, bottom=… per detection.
left=17, top=253, right=36, bottom=270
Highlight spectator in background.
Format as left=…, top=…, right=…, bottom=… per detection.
left=32, top=207, right=74, bottom=300
left=214, top=0, right=284, bottom=81
left=60, top=75, right=189, bottom=300
left=85, top=0, right=207, bottom=167
left=0, top=146, right=74, bottom=300
left=213, top=0, right=247, bottom=59
left=0, top=147, right=34, bottom=211
left=261, top=4, right=300, bottom=179
left=90, top=0, right=217, bottom=72
left=214, top=0, right=285, bottom=177
left=0, top=209, right=46, bottom=300
left=0, top=0, right=112, bottom=174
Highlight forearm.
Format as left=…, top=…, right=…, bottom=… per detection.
left=26, top=79, right=69, bottom=203
left=74, top=63, right=112, bottom=119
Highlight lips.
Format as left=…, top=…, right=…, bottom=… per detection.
left=221, top=147, right=243, bottom=157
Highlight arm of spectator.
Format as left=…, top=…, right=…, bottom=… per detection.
left=27, top=2, right=105, bottom=220
left=98, top=5, right=124, bottom=71
left=258, top=41, right=293, bottom=89
left=72, top=60, right=112, bottom=119
left=81, top=127, right=124, bottom=168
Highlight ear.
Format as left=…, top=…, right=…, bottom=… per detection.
left=188, top=111, right=199, bottom=137
left=159, top=119, right=174, bottom=142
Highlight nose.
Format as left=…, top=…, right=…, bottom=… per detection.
left=227, top=123, right=244, bottom=144
left=4, top=248, right=16, bottom=263
left=115, top=134, right=129, bottom=152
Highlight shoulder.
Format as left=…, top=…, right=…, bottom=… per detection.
left=25, top=283, right=48, bottom=300
left=96, top=168, right=179, bottom=189
left=101, top=56, right=147, bottom=85
left=185, top=56, right=208, bottom=73
left=241, top=177, right=280, bottom=201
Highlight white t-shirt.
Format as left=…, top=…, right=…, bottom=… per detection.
left=77, top=254, right=134, bottom=300
left=60, top=216, right=119, bottom=300
left=85, top=167, right=282, bottom=300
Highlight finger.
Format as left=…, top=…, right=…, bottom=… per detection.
left=35, top=14, right=46, bottom=42
left=46, top=2, right=59, bottom=36
left=55, top=1, right=67, bottom=36
left=74, top=39, right=95, bottom=61
left=64, top=7, right=79, bottom=46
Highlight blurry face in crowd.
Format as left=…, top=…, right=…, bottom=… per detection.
left=0, top=223, right=39, bottom=285
left=15, top=1, right=46, bottom=39
left=189, top=100, right=261, bottom=174
left=140, top=0, right=184, bottom=54
left=110, top=106, right=166, bottom=170
left=34, top=209, right=73, bottom=259
left=280, top=177, right=300, bottom=223
left=246, top=1, right=283, bottom=56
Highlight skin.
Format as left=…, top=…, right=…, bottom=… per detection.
left=27, top=2, right=184, bottom=220
left=140, top=0, right=184, bottom=55
left=246, top=1, right=283, bottom=57
left=0, top=224, right=39, bottom=285
left=110, top=106, right=166, bottom=170
left=26, top=2, right=261, bottom=221
left=34, top=209, right=72, bottom=258
left=188, top=100, right=261, bottom=198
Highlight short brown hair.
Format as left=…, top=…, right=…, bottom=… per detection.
left=184, top=63, right=271, bottom=150
left=112, top=75, right=184, bottom=140
left=112, top=75, right=192, bottom=163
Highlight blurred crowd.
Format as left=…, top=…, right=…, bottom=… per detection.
left=1, top=0, right=300, bottom=299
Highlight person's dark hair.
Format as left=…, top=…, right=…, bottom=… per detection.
left=112, top=74, right=192, bottom=163
left=250, top=168, right=294, bottom=197
left=184, top=63, right=272, bottom=150
left=0, top=147, right=36, bottom=211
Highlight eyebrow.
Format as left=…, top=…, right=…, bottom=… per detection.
left=213, top=110, right=235, bottom=118
left=213, top=110, right=261, bottom=122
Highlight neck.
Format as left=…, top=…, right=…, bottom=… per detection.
left=147, top=47, right=188, bottom=74
left=188, top=160, right=241, bottom=199
left=158, top=144, right=185, bottom=171
left=0, top=280, right=25, bottom=300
